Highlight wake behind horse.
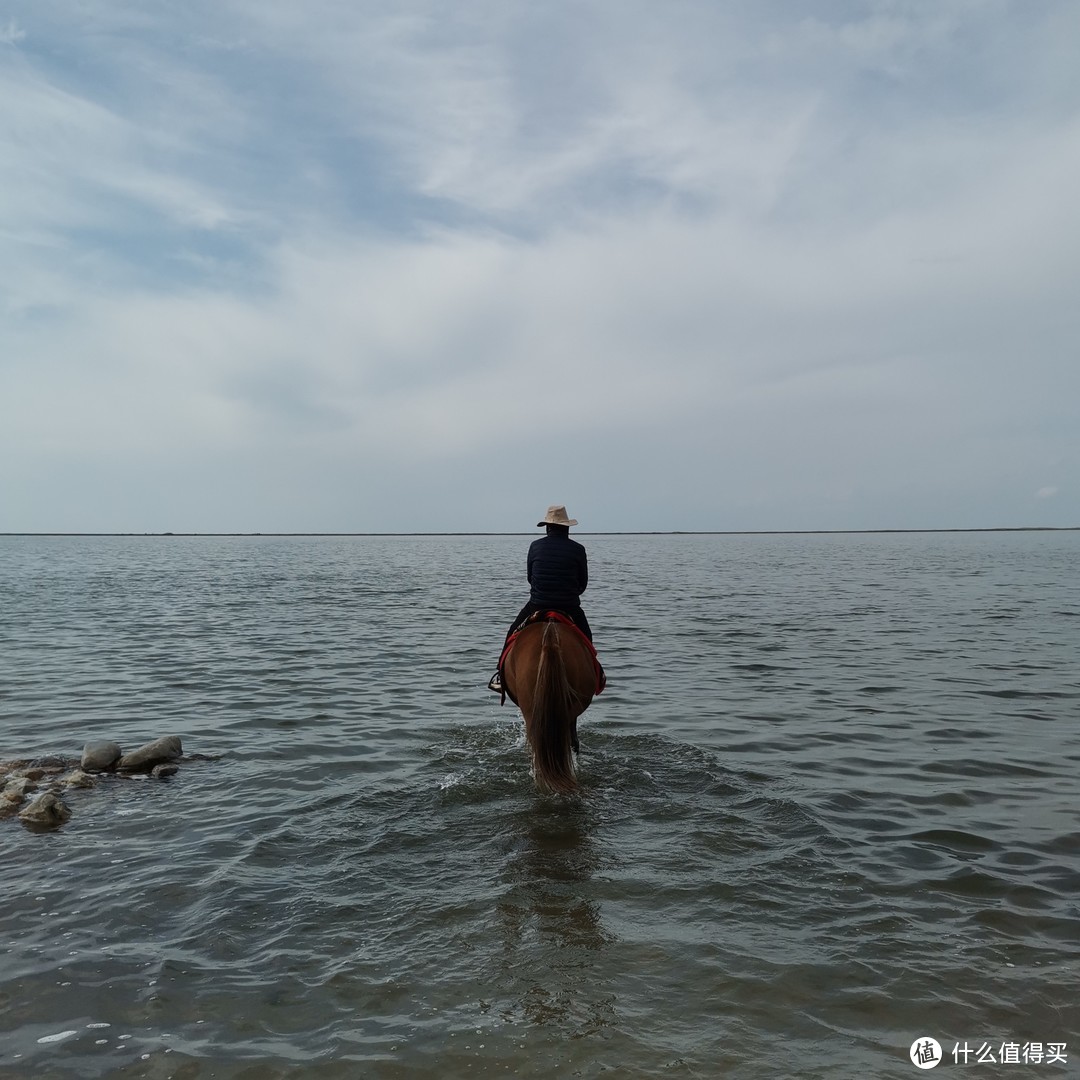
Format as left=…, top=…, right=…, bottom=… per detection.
left=501, top=614, right=603, bottom=795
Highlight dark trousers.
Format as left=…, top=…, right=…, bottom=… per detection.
left=505, top=602, right=592, bottom=645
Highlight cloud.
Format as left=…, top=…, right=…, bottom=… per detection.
left=1, top=1, right=1079, bottom=531
left=0, top=18, right=25, bottom=44
left=1036, top=487, right=1059, bottom=500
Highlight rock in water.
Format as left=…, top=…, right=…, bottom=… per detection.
left=118, top=736, right=182, bottom=773
left=62, top=769, right=96, bottom=789
left=29, top=755, right=76, bottom=771
left=18, top=792, right=72, bottom=828
left=3, top=777, right=35, bottom=799
left=151, top=763, right=179, bottom=779
left=81, top=741, right=123, bottom=772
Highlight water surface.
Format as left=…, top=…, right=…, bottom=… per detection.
left=1, top=533, right=1078, bottom=1078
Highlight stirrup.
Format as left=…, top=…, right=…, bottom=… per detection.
left=487, top=671, right=502, bottom=693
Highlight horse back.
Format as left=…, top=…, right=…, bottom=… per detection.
left=503, top=619, right=595, bottom=713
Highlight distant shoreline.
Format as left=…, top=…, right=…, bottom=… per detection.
left=2, top=527, right=1078, bottom=538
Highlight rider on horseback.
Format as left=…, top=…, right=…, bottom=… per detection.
left=488, top=505, right=595, bottom=693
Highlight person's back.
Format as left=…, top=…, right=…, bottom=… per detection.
left=527, top=530, right=588, bottom=611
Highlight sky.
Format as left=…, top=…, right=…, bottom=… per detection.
left=2, top=1, right=1078, bottom=533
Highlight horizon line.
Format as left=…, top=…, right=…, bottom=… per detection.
left=2, top=526, right=1078, bottom=538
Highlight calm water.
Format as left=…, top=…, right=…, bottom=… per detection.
left=1, top=532, right=1078, bottom=1079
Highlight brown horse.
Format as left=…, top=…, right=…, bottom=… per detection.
left=502, top=617, right=598, bottom=795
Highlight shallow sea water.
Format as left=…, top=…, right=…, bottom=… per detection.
left=1, top=532, right=1078, bottom=1078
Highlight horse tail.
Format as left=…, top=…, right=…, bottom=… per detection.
left=530, top=621, right=578, bottom=795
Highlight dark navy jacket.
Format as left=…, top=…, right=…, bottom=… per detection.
left=527, top=533, right=588, bottom=609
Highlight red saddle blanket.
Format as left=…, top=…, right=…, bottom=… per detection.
left=497, top=611, right=606, bottom=704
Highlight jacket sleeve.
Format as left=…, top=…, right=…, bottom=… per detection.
left=578, top=548, right=588, bottom=594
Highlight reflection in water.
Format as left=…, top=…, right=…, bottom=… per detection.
left=495, top=802, right=617, bottom=1036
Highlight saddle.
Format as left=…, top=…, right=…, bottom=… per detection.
left=493, top=611, right=606, bottom=705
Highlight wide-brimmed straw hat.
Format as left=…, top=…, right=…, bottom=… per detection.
left=537, top=505, right=578, bottom=527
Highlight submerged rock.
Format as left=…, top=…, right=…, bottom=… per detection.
left=62, top=769, right=96, bottom=789
left=29, top=755, right=77, bottom=771
left=18, top=792, right=72, bottom=828
left=118, top=735, right=182, bottom=773
left=81, top=741, right=123, bottom=772
left=151, top=763, right=179, bottom=779
left=3, top=777, right=35, bottom=799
